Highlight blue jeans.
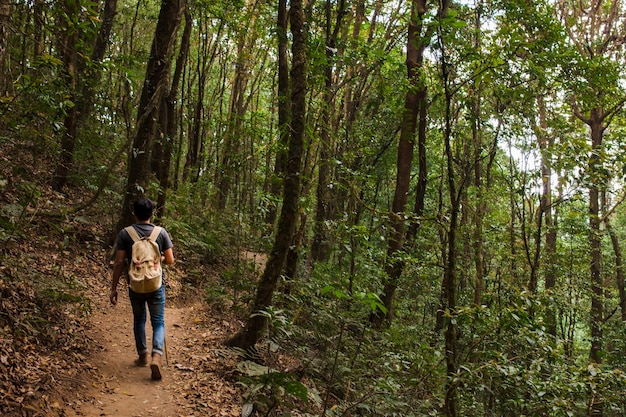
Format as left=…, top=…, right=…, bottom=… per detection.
left=128, top=285, right=165, bottom=356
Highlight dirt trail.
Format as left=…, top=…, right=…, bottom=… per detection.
left=69, top=283, right=243, bottom=417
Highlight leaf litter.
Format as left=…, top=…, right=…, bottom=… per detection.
left=0, top=206, right=248, bottom=416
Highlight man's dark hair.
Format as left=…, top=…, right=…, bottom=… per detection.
left=133, top=198, right=156, bottom=221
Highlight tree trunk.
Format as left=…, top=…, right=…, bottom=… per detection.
left=265, top=0, right=290, bottom=227
left=33, top=0, right=44, bottom=59
left=372, top=0, right=428, bottom=328
left=0, top=0, right=11, bottom=93
left=469, top=4, right=490, bottom=307
left=116, top=0, right=182, bottom=230
left=215, top=0, right=261, bottom=210
left=310, top=0, right=346, bottom=263
left=588, top=112, right=604, bottom=365
left=536, top=97, right=558, bottom=336
left=183, top=51, right=207, bottom=182
left=76, top=0, right=119, bottom=124
left=603, top=198, right=626, bottom=321
left=156, top=4, right=191, bottom=214
left=53, top=0, right=119, bottom=191
left=225, top=0, right=307, bottom=350
left=52, top=0, right=79, bottom=192
left=436, top=1, right=455, bottom=414
left=183, top=18, right=223, bottom=183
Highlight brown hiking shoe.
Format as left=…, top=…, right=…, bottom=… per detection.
left=150, top=353, right=162, bottom=380
left=134, top=353, right=149, bottom=367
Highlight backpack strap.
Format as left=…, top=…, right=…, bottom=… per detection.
left=149, top=226, right=162, bottom=242
left=125, top=225, right=141, bottom=242
left=125, top=225, right=162, bottom=243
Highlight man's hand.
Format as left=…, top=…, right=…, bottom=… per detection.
left=110, top=249, right=125, bottom=307
left=110, top=289, right=118, bottom=306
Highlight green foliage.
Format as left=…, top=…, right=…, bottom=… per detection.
left=321, top=283, right=387, bottom=315
left=162, top=216, right=225, bottom=268
left=239, top=369, right=310, bottom=416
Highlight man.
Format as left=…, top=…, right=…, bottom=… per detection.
left=110, top=198, right=175, bottom=381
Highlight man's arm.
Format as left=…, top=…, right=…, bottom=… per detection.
left=110, top=249, right=126, bottom=306
left=162, top=248, right=174, bottom=265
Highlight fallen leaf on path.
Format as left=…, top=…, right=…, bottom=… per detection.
left=174, top=363, right=195, bottom=371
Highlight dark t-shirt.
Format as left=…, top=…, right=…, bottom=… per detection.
left=115, top=223, right=174, bottom=268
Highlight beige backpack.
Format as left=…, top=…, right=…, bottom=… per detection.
left=125, top=226, right=163, bottom=293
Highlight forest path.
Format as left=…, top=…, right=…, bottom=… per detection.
left=68, top=282, right=243, bottom=417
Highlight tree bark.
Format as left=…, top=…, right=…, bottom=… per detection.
left=226, top=0, right=307, bottom=350
left=372, top=0, right=428, bottom=328
left=156, top=3, right=191, bottom=214
left=0, top=0, right=11, bottom=93
left=116, top=0, right=182, bottom=230
left=588, top=111, right=604, bottom=365
left=33, top=0, right=44, bottom=59
left=52, top=0, right=79, bottom=192
left=265, top=0, right=290, bottom=227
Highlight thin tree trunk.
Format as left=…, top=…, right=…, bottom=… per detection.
left=226, top=0, right=307, bottom=350
left=372, top=0, right=428, bottom=328
left=52, top=0, right=79, bottom=191
left=310, top=0, right=346, bottom=263
left=602, top=195, right=626, bottom=321
left=76, top=0, right=119, bottom=124
left=536, top=97, right=558, bottom=336
left=33, top=0, right=44, bottom=59
left=183, top=46, right=207, bottom=182
left=470, top=3, right=486, bottom=306
left=436, top=1, right=455, bottom=415
left=53, top=0, right=119, bottom=190
left=588, top=112, right=604, bottom=365
left=216, top=0, right=262, bottom=210
left=265, top=0, right=290, bottom=227
left=0, top=0, right=11, bottom=93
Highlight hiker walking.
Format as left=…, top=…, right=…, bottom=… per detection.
left=110, top=198, right=175, bottom=380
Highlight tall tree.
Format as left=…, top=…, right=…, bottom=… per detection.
left=373, top=0, right=433, bottom=327
left=116, top=0, right=182, bottom=230
left=0, top=0, right=11, bottom=92
left=535, top=96, right=558, bottom=335
left=264, top=0, right=290, bottom=227
left=51, top=0, right=80, bottom=191
left=310, top=0, right=347, bottom=263
left=215, top=0, right=264, bottom=210
left=52, top=0, right=119, bottom=191
left=556, top=0, right=626, bottom=367
left=182, top=16, right=219, bottom=183
left=77, top=0, right=119, bottom=123
left=155, top=2, right=191, bottom=213
left=226, top=0, right=307, bottom=349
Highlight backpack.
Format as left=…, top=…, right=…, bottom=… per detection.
left=125, top=225, right=163, bottom=293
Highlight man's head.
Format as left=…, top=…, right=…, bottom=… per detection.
left=133, top=198, right=156, bottom=221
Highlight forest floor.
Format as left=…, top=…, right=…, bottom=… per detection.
left=66, top=278, right=245, bottom=417
left=0, top=140, right=279, bottom=417
left=0, top=227, right=251, bottom=417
